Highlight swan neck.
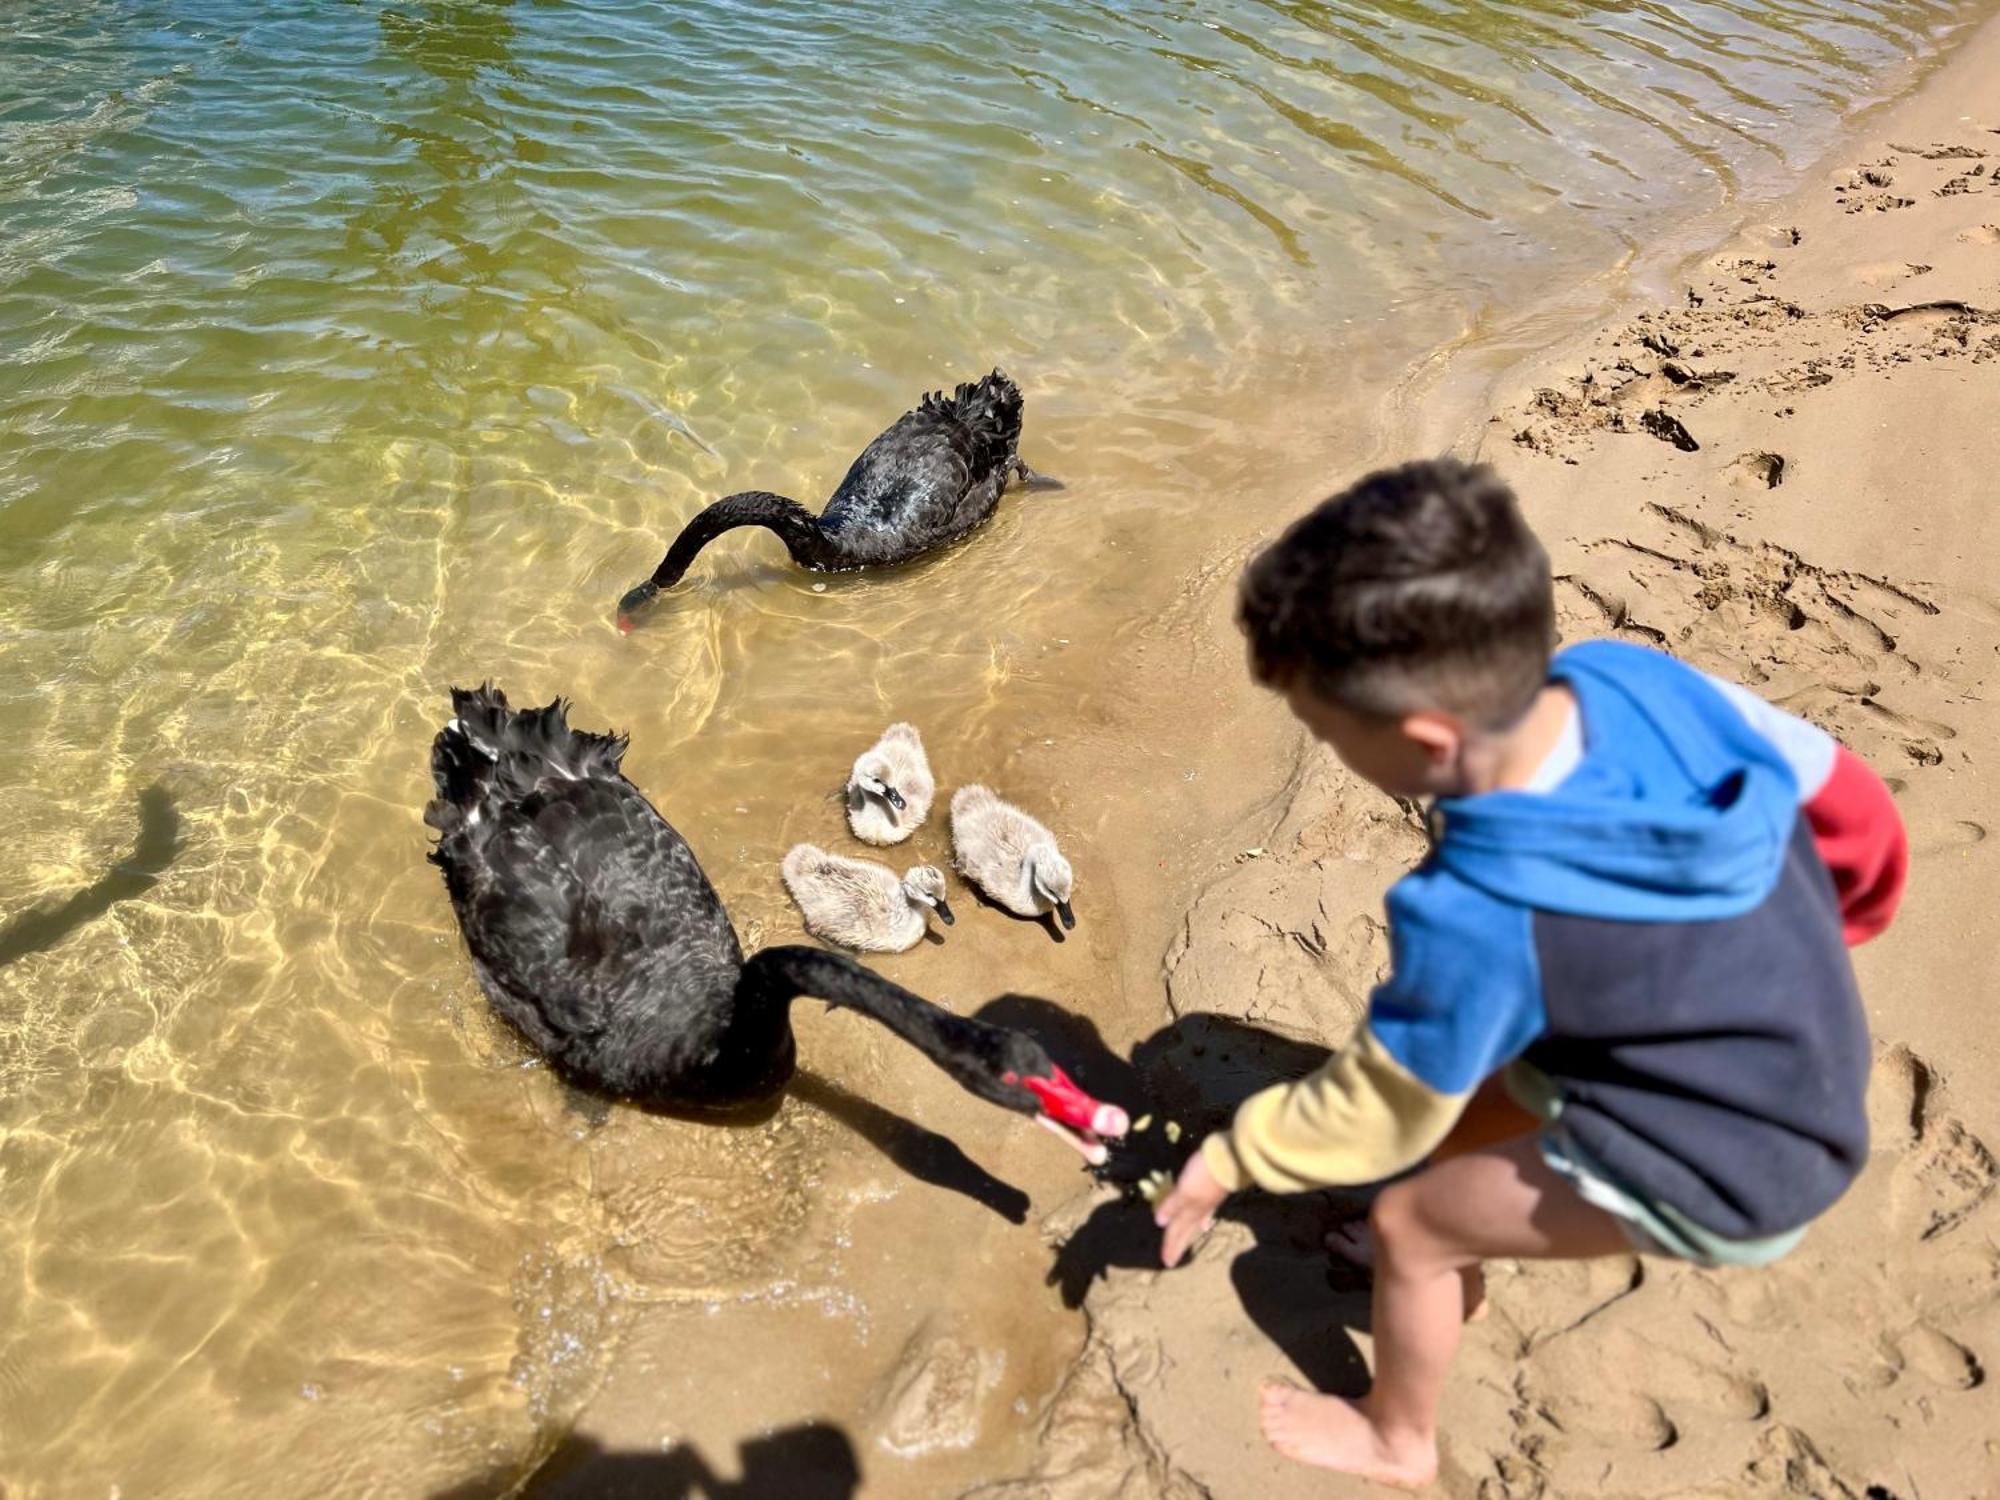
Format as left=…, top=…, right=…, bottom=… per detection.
left=648, top=490, right=833, bottom=587
left=740, top=946, right=1006, bottom=1096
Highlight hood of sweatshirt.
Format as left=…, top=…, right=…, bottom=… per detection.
left=1431, top=642, right=1803, bottom=923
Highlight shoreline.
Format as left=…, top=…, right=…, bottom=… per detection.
left=1029, top=8, right=2000, bottom=1498
left=520, top=11, right=2000, bottom=1496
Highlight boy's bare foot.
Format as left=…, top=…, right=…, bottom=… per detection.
left=1325, top=1223, right=1488, bottom=1322
left=1258, top=1382, right=1437, bottom=1488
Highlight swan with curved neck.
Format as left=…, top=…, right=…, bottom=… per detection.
left=617, top=371, right=1057, bottom=631
left=425, top=686, right=1123, bottom=1159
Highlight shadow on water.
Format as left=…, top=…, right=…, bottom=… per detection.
left=790, top=1072, right=1030, bottom=1224
left=554, top=1069, right=1030, bottom=1224
left=0, top=784, right=179, bottom=968
left=434, top=1420, right=861, bottom=1500
left=977, top=999, right=1373, bottom=1398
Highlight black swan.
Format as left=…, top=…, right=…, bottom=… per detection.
left=424, top=686, right=1125, bottom=1161
left=616, top=369, right=1056, bottom=630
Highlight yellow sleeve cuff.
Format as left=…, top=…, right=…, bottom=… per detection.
left=1212, top=1027, right=1469, bottom=1195
left=1201, top=1129, right=1249, bottom=1192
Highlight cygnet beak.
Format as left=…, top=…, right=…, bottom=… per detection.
left=884, top=785, right=907, bottom=811
left=933, top=899, right=955, bottom=927
left=1055, top=899, right=1076, bottom=930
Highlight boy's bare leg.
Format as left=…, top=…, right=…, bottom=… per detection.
left=1325, top=1074, right=1542, bottom=1320
left=1266, top=1135, right=1631, bottom=1486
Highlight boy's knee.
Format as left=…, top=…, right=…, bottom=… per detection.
left=1369, top=1178, right=1463, bottom=1275
left=1368, top=1182, right=1427, bottom=1261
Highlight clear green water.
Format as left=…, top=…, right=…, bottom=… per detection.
left=0, top=0, right=1984, bottom=1492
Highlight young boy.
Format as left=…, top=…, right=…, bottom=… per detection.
left=1153, top=458, right=1906, bottom=1487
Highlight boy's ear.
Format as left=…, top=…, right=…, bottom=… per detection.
left=1400, top=709, right=1465, bottom=767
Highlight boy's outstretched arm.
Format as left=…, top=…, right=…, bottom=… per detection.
left=1155, top=880, right=1548, bottom=1268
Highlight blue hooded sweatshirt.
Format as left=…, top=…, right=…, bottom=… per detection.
left=1204, top=641, right=1878, bottom=1242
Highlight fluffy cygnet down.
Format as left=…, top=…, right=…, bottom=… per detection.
left=846, top=722, right=935, bottom=846
left=782, top=843, right=954, bottom=953
left=949, top=785, right=1074, bottom=929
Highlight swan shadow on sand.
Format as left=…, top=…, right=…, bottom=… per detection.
left=552, top=1059, right=1031, bottom=1224
left=432, top=1419, right=861, bottom=1500
left=0, top=784, right=180, bottom=969
left=987, top=1000, right=1374, bottom=1399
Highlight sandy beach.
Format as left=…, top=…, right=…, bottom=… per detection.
left=938, top=15, right=2000, bottom=1500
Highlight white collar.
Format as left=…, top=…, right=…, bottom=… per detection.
left=1520, top=696, right=1583, bottom=794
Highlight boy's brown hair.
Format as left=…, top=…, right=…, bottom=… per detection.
left=1237, top=458, right=1555, bottom=729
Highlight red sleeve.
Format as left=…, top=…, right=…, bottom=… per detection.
left=1804, top=746, right=1908, bottom=945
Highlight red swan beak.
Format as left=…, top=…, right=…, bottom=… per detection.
left=1009, top=1064, right=1130, bottom=1166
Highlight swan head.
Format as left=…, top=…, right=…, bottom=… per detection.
left=986, top=1034, right=1129, bottom=1166
left=901, top=865, right=954, bottom=926
left=850, top=757, right=906, bottom=813
left=1029, top=846, right=1075, bottom=930
left=615, top=580, right=660, bottom=635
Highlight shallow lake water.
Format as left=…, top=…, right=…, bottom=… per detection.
left=0, top=0, right=1987, bottom=1492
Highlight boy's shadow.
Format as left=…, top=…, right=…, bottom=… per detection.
left=974, top=998, right=1374, bottom=1399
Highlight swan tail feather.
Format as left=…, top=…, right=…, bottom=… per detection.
left=922, top=370, right=1023, bottom=476
left=426, top=687, right=629, bottom=847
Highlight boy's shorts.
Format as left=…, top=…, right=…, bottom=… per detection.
left=1505, top=1063, right=1806, bottom=1270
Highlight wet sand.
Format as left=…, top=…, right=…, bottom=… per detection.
left=1021, top=14, right=2000, bottom=1500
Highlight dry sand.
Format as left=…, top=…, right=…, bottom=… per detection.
left=985, top=16, right=2000, bottom=1500
left=526, top=16, right=2000, bottom=1498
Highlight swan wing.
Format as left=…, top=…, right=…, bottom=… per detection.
left=821, top=373, right=1023, bottom=553
left=450, top=777, right=739, bottom=1051
left=820, top=405, right=975, bottom=546
left=950, top=797, right=1032, bottom=889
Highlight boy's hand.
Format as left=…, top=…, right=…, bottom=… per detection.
left=1156, top=1146, right=1230, bottom=1267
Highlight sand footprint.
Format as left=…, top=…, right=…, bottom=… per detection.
left=1868, top=1044, right=1935, bottom=1146
left=1521, top=1326, right=1768, bottom=1454
left=1913, top=819, right=1985, bottom=858
left=1726, top=450, right=1786, bottom=490
left=1854, top=260, right=1933, bottom=288
left=1894, top=1323, right=1984, bottom=1390
left=1958, top=224, right=2000, bottom=245
left=1868, top=1046, right=2000, bottom=1241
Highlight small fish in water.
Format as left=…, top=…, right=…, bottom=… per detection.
left=1133, top=1113, right=1154, bottom=1133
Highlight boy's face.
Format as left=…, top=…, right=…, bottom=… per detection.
left=1281, top=680, right=1467, bottom=799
